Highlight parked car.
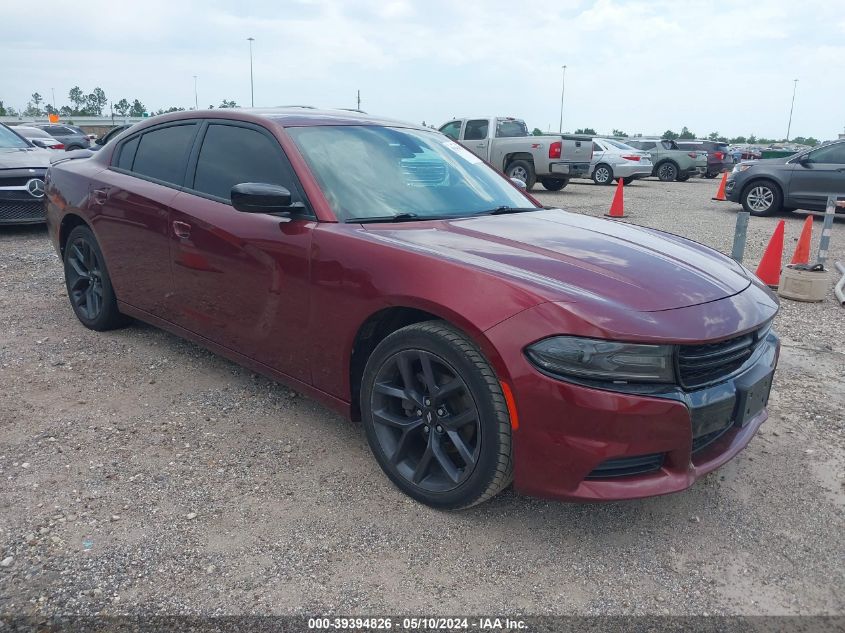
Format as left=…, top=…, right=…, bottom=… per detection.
left=438, top=117, right=592, bottom=191
left=624, top=139, right=707, bottom=181
left=726, top=139, right=845, bottom=216
left=91, top=124, right=134, bottom=151
left=46, top=108, right=780, bottom=508
left=28, top=124, right=91, bottom=150
left=0, top=123, right=51, bottom=225
left=588, top=138, right=653, bottom=185
left=676, top=140, right=734, bottom=178
left=11, top=126, right=65, bottom=150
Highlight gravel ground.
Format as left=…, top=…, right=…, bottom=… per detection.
left=0, top=176, right=843, bottom=617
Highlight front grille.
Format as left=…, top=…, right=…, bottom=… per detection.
left=678, top=325, right=769, bottom=389
left=586, top=453, right=665, bottom=479
left=401, top=159, right=447, bottom=186
left=0, top=201, right=46, bottom=222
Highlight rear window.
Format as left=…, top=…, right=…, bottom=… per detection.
left=495, top=119, right=528, bottom=138
left=603, top=138, right=637, bottom=150
left=130, top=124, right=197, bottom=185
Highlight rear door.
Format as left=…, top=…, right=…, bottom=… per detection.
left=167, top=120, right=315, bottom=381
left=788, top=143, right=845, bottom=209
left=462, top=119, right=491, bottom=160
left=591, top=140, right=606, bottom=167
left=92, top=121, right=199, bottom=318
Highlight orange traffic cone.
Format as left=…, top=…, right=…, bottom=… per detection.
left=712, top=171, right=728, bottom=201
left=790, top=216, right=813, bottom=264
left=605, top=178, right=625, bottom=218
left=754, top=220, right=785, bottom=287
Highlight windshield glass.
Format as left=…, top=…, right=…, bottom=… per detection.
left=0, top=125, right=31, bottom=149
left=287, top=125, right=534, bottom=221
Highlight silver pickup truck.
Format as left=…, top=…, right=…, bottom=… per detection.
left=438, top=117, right=592, bottom=191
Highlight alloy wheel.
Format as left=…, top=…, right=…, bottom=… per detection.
left=66, top=238, right=105, bottom=320
left=509, top=165, right=529, bottom=182
left=370, top=349, right=481, bottom=493
left=595, top=166, right=610, bottom=183
left=658, top=163, right=677, bottom=181
left=747, top=186, right=774, bottom=212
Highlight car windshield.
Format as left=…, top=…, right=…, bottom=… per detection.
left=287, top=125, right=535, bottom=222
left=0, top=125, right=31, bottom=149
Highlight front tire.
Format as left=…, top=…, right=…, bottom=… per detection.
left=360, top=321, right=513, bottom=509
left=656, top=161, right=679, bottom=182
left=676, top=173, right=691, bottom=182
left=592, top=163, right=613, bottom=185
left=539, top=177, right=568, bottom=191
left=506, top=160, right=536, bottom=191
left=741, top=180, right=782, bottom=217
left=63, top=226, right=126, bottom=331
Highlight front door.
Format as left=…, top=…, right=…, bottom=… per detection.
left=462, top=119, right=490, bottom=160
left=788, top=143, right=845, bottom=210
left=167, top=120, right=314, bottom=382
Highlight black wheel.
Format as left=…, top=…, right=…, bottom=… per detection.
left=741, top=180, right=782, bottom=217
left=506, top=160, right=536, bottom=191
left=592, top=163, right=613, bottom=185
left=63, top=226, right=126, bottom=331
left=705, top=171, right=719, bottom=179
left=676, top=173, right=691, bottom=182
left=622, top=177, right=635, bottom=186
left=361, top=321, right=513, bottom=509
left=656, top=161, right=678, bottom=182
left=539, top=177, right=567, bottom=191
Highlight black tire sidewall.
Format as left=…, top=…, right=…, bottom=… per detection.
left=539, top=177, right=566, bottom=191
left=506, top=160, right=536, bottom=191
left=63, top=225, right=123, bottom=331
left=360, top=323, right=509, bottom=509
left=657, top=161, right=678, bottom=181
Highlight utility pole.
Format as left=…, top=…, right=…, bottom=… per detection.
left=786, top=78, right=798, bottom=141
left=247, top=37, right=255, bottom=107
left=357, top=89, right=361, bottom=111
left=51, top=87, right=56, bottom=113
left=193, top=75, right=198, bottom=110
left=558, top=65, right=567, bottom=133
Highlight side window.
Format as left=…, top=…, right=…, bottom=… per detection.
left=116, top=136, right=140, bottom=171
left=641, top=142, right=656, bottom=150
left=48, top=126, right=68, bottom=136
left=439, top=121, right=461, bottom=141
left=808, top=143, right=845, bottom=165
left=592, top=141, right=603, bottom=152
left=131, top=124, right=197, bottom=186
left=191, top=123, right=303, bottom=205
left=464, top=119, right=489, bottom=141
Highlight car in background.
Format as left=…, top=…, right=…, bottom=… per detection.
left=28, top=124, right=91, bottom=150
left=588, top=138, right=653, bottom=185
left=91, top=124, right=134, bottom=151
left=726, top=139, right=845, bottom=216
left=0, top=123, right=51, bottom=225
left=676, top=140, right=734, bottom=178
left=625, top=139, right=707, bottom=181
left=45, top=108, right=780, bottom=508
left=12, top=126, right=65, bottom=150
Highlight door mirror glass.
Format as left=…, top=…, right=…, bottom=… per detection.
left=231, top=182, right=301, bottom=214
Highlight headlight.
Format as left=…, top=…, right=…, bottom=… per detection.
left=732, top=163, right=754, bottom=173
left=525, top=336, right=675, bottom=383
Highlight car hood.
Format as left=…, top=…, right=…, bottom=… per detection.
left=362, top=209, right=752, bottom=312
left=0, top=147, right=52, bottom=170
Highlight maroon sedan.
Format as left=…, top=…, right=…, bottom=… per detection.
left=45, top=109, right=779, bottom=509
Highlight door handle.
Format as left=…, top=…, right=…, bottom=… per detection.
left=172, top=220, right=191, bottom=239
left=476, top=143, right=485, bottom=148
left=91, top=188, right=109, bottom=205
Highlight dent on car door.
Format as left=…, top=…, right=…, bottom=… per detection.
left=92, top=122, right=199, bottom=318
left=788, top=144, right=845, bottom=208
left=167, top=121, right=314, bottom=382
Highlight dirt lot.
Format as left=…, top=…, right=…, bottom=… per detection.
left=1, top=177, right=843, bottom=617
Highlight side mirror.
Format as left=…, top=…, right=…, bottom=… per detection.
left=231, top=182, right=302, bottom=215
left=95, top=137, right=105, bottom=146
left=798, top=155, right=812, bottom=166
left=510, top=177, right=527, bottom=190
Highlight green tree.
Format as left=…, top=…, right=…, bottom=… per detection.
left=611, top=129, right=627, bottom=137
left=574, top=127, right=596, bottom=135
left=44, top=104, right=57, bottom=116
left=730, top=135, right=747, bottom=144
left=748, top=134, right=757, bottom=144
left=531, top=127, right=543, bottom=136
left=218, top=99, right=238, bottom=109
left=68, top=86, right=86, bottom=114
left=678, top=126, right=695, bottom=139
left=0, top=100, right=7, bottom=116
left=707, top=131, right=720, bottom=141
left=114, top=98, right=131, bottom=116
left=662, top=129, right=678, bottom=140
left=86, top=87, right=108, bottom=116
left=31, top=92, right=43, bottom=115
left=129, top=99, right=146, bottom=117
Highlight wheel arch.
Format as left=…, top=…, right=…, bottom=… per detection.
left=740, top=176, right=784, bottom=201
left=59, top=213, right=91, bottom=257
left=502, top=152, right=534, bottom=172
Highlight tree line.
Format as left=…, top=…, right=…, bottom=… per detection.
left=0, top=87, right=239, bottom=119
left=532, top=125, right=819, bottom=146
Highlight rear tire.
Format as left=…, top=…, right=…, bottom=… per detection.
left=360, top=321, right=513, bottom=510
left=506, top=160, right=536, bottom=191
left=539, top=177, right=567, bottom=191
left=676, top=173, right=691, bottom=182
left=705, top=171, right=719, bottom=179
left=592, top=163, right=613, bottom=185
left=63, top=226, right=127, bottom=331
left=622, top=177, right=636, bottom=186
left=741, top=180, right=782, bottom=217
left=655, top=161, right=678, bottom=182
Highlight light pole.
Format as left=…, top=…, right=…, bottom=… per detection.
left=193, top=75, right=198, bottom=110
left=786, top=78, right=798, bottom=141
left=558, top=65, right=567, bottom=133
left=247, top=37, right=255, bottom=107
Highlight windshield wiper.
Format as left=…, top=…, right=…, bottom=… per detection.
left=476, top=206, right=542, bottom=216
left=350, top=213, right=422, bottom=224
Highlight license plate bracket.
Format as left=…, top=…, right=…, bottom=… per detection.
left=733, top=368, right=774, bottom=428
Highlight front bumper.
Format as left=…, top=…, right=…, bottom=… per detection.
left=0, top=168, right=48, bottom=225
left=725, top=175, right=742, bottom=202
left=550, top=162, right=591, bottom=178
left=484, top=288, right=779, bottom=502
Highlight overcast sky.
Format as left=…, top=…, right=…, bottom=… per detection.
left=2, top=0, right=843, bottom=139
